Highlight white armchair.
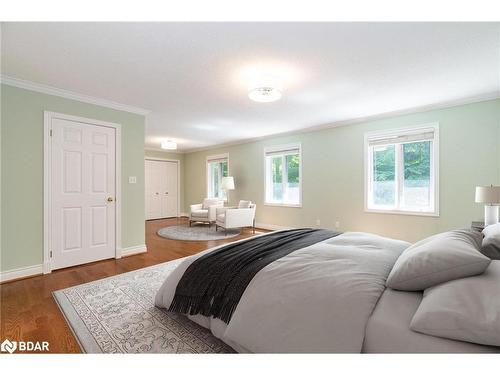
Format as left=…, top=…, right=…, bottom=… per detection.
left=189, top=198, right=224, bottom=227
left=215, top=200, right=256, bottom=234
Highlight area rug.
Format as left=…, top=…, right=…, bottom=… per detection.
left=53, top=259, right=234, bottom=353
left=157, top=224, right=240, bottom=241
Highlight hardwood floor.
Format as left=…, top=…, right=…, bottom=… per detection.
left=0, top=217, right=267, bottom=353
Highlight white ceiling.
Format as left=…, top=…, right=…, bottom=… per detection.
left=2, top=22, right=499, bottom=151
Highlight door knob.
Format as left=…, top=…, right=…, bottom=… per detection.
left=107, top=197, right=114, bottom=202
left=165, top=192, right=168, bottom=195
left=155, top=192, right=159, bottom=195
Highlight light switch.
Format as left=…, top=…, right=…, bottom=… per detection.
left=129, top=176, right=137, bottom=184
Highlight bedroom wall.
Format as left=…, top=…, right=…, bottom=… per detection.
left=0, top=84, right=146, bottom=272
left=184, top=99, right=500, bottom=243
left=144, top=149, right=186, bottom=215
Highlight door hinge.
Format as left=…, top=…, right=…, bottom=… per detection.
left=49, top=129, right=53, bottom=137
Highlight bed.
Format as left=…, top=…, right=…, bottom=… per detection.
left=155, top=229, right=500, bottom=353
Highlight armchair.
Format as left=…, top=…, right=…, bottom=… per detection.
left=189, top=198, right=224, bottom=227
left=215, top=201, right=256, bottom=234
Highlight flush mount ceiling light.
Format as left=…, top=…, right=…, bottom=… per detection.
left=247, top=73, right=283, bottom=103
left=248, top=86, right=282, bottom=103
left=161, top=140, right=177, bottom=150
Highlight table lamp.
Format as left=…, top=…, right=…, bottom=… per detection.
left=475, top=185, right=500, bottom=226
left=221, top=176, right=235, bottom=205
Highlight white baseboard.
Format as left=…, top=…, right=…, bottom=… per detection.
left=179, top=212, right=189, bottom=217
left=120, top=244, right=147, bottom=257
left=0, top=264, right=43, bottom=283
left=255, top=222, right=294, bottom=231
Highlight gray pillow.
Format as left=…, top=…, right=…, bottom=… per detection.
left=386, top=229, right=490, bottom=291
left=410, top=261, right=500, bottom=347
left=481, top=223, right=500, bottom=260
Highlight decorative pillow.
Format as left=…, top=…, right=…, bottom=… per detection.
left=410, top=261, right=500, bottom=347
left=481, top=223, right=500, bottom=260
left=202, top=198, right=221, bottom=209
left=386, top=229, right=490, bottom=291
left=238, top=200, right=251, bottom=208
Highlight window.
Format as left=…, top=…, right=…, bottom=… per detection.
left=365, top=124, right=439, bottom=215
left=207, top=154, right=229, bottom=200
left=264, top=144, right=301, bottom=206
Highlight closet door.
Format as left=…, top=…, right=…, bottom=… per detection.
left=145, top=160, right=162, bottom=220
left=164, top=161, right=178, bottom=217
left=145, top=160, right=179, bottom=220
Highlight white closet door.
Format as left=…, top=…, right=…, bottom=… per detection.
left=164, top=161, right=178, bottom=217
left=145, top=160, right=162, bottom=220
left=145, top=160, right=179, bottom=219
left=51, top=118, right=116, bottom=270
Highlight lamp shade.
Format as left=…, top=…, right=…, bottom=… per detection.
left=475, top=186, right=500, bottom=204
left=221, top=176, right=235, bottom=190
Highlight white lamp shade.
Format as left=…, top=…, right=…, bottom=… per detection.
left=221, top=176, right=235, bottom=190
left=475, top=186, right=500, bottom=204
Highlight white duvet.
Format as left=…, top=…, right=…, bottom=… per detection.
left=155, top=232, right=410, bottom=353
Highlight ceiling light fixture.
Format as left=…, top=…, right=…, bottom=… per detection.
left=248, top=86, right=282, bottom=103
left=247, top=74, right=283, bottom=103
left=161, top=140, right=177, bottom=150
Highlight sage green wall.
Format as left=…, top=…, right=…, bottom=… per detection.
left=144, top=150, right=186, bottom=214
left=184, top=99, right=500, bottom=242
left=0, top=84, right=146, bottom=272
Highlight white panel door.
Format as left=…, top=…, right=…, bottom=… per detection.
left=164, top=161, right=178, bottom=217
left=145, top=160, right=178, bottom=219
left=51, top=118, right=116, bottom=270
left=145, top=160, right=163, bottom=220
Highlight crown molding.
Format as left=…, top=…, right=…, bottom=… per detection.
left=1, top=75, right=151, bottom=116
left=180, top=91, right=500, bottom=154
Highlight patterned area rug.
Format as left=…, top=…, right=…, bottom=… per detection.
left=157, top=224, right=240, bottom=241
left=53, top=259, right=234, bottom=353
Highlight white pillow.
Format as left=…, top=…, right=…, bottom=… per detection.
left=238, top=200, right=251, bottom=208
left=410, top=261, right=500, bottom=347
left=481, top=223, right=500, bottom=260
left=202, top=198, right=221, bottom=209
left=386, top=229, right=490, bottom=291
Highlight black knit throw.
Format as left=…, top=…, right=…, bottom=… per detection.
left=168, top=228, right=341, bottom=324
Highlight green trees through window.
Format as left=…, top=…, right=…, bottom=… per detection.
left=265, top=147, right=301, bottom=205
left=370, top=136, right=434, bottom=212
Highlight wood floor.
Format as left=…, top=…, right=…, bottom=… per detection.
left=0, top=217, right=267, bottom=353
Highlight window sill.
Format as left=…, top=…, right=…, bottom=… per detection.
left=264, top=203, right=302, bottom=208
left=365, top=207, right=439, bottom=217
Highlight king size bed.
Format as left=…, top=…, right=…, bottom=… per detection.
left=155, top=228, right=500, bottom=353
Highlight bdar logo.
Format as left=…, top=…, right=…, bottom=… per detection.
left=1, top=339, right=17, bottom=354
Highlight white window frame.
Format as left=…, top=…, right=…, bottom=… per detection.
left=264, top=143, right=302, bottom=208
left=364, top=123, right=439, bottom=217
left=206, top=153, right=229, bottom=201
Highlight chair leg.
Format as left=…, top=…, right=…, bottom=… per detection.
left=189, top=220, right=192, bottom=227
left=253, top=219, right=256, bottom=234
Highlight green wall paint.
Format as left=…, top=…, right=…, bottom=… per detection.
left=184, top=99, right=500, bottom=242
left=144, top=150, right=186, bottom=213
left=0, top=84, right=146, bottom=271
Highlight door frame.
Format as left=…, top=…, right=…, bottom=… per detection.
left=144, top=157, right=180, bottom=218
left=43, top=111, right=122, bottom=274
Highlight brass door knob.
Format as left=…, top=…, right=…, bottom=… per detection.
left=107, top=197, right=114, bottom=202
